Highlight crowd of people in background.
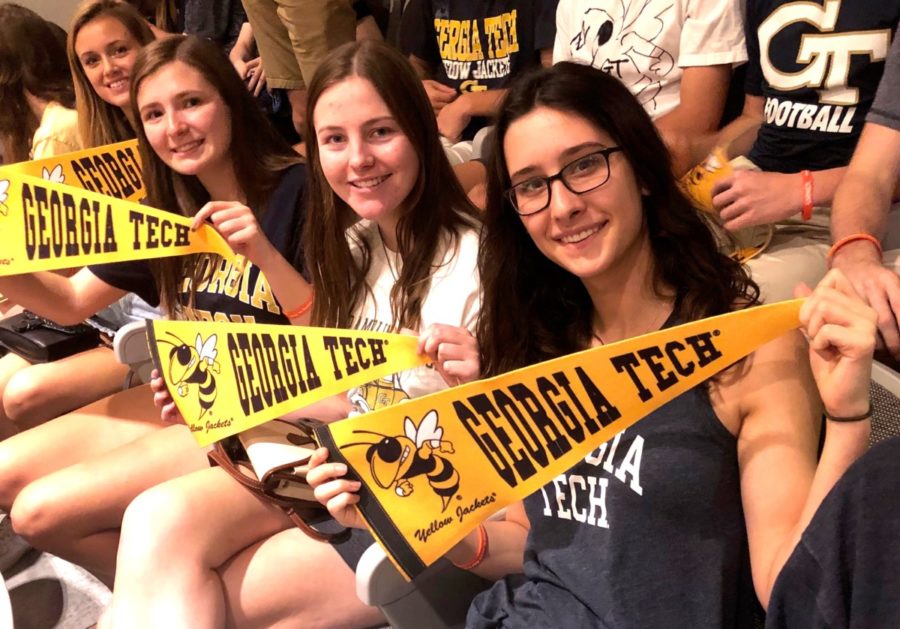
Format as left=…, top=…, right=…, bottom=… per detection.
left=0, top=0, right=897, bottom=627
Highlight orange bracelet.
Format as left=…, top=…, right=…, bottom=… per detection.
left=282, top=289, right=314, bottom=319
left=827, top=233, right=883, bottom=264
left=452, top=523, right=488, bottom=570
left=800, top=170, right=814, bottom=221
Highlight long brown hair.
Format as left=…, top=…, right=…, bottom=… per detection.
left=304, top=40, right=479, bottom=330
left=67, top=0, right=155, bottom=148
left=130, top=35, right=302, bottom=317
left=478, top=63, right=760, bottom=377
left=0, top=4, right=75, bottom=162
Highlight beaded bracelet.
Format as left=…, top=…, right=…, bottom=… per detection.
left=283, top=289, right=315, bottom=319
left=800, top=170, right=814, bottom=221
left=827, top=233, right=883, bottom=265
left=824, top=404, right=872, bottom=423
left=452, top=523, right=488, bottom=570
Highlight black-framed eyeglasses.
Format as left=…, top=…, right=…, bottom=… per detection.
left=505, top=147, right=623, bottom=216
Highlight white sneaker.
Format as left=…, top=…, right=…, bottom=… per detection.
left=0, top=513, right=31, bottom=573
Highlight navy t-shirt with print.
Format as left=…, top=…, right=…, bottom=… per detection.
left=745, top=0, right=899, bottom=173
left=89, top=163, right=306, bottom=324
left=399, top=0, right=556, bottom=139
left=468, top=384, right=758, bottom=628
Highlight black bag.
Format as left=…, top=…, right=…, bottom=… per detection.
left=0, top=311, right=101, bottom=363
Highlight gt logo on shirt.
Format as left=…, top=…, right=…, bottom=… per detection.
left=758, top=0, right=890, bottom=106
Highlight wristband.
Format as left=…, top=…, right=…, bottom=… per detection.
left=282, top=289, right=315, bottom=319
left=827, top=233, right=883, bottom=265
left=824, top=404, right=872, bottom=423
left=452, top=523, right=488, bottom=570
left=800, top=170, right=814, bottom=221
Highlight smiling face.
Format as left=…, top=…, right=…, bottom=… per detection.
left=136, top=60, right=233, bottom=182
left=74, top=15, right=143, bottom=108
left=313, top=76, right=419, bottom=241
left=504, top=106, right=649, bottom=283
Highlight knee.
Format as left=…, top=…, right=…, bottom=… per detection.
left=10, top=480, right=66, bottom=546
left=118, top=484, right=196, bottom=566
left=3, top=371, right=47, bottom=423
left=0, top=443, right=33, bottom=509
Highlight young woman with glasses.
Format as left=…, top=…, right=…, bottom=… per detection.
left=310, top=62, right=879, bottom=626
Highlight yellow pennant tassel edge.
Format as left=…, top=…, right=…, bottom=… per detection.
left=147, top=320, right=431, bottom=446
left=0, top=170, right=236, bottom=276
left=0, top=140, right=145, bottom=203
left=317, top=299, right=804, bottom=581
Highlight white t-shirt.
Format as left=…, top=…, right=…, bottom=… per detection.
left=553, top=0, right=747, bottom=118
left=346, top=220, right=481, bottom=414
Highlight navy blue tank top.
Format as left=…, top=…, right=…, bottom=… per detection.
left=468, top=385, right=758, bottom=628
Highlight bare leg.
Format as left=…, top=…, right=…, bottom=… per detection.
left=0, top=385, right=161, bottom=510
left=287, top=87, right=307, bottom=137
left=9, top=421, right=208, bottom=584
left=221, top=528, right=385, bottom=629
left=3, top=347, right=129, bottom=431
left=0, top=353, right=32, bottom=439
left=109, top=467, right=293, bottom=629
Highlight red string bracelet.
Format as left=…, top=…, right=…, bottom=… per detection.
left=827, top=233, right=883, bottom=265
left=282, top=289, right=315, bottom=319
left=800, top=170, right=814, bottom=221
left=452, top=523, right=488, bottom=570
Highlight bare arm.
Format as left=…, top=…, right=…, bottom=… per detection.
left=437, top=89, right=508, bottom=142
left=733, top=273, right=875, bottom=608
left=253, top=246, right=315, bottom=325
left=0, top=267, right=125, bottom=325
left=444, top=500, right=530, bottom=581
left=229, top=22, right=256, bottom=67
left=656, top=65, right=732, bottom=135
left=282, top=394, right=354, bottom=423
left=192, top=201, right=314, bottom=325
left=830, top=122, right=900, bottom=355
left=665, top=93, right=764, bottom=176
left=704, top=94, right=849, bottom=230
left=540, top=48, right=553, bottom=68
left=831, top=122, right=900, bottom=245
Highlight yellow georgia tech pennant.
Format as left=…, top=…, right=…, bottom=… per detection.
left=0, top=140, right=144, bottom=202
left=147, top=320, right=430, bottom=446
left=316, top=300, right=804, bottom=580
left=0, top=171, right=236, bottom=276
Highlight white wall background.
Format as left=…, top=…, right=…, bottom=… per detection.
left=19, top=0, right=82, bottom=28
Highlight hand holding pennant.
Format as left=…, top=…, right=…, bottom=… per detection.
left=314, top=300, right=804, bottom=581
left=0, top=171, right=237, bottom=276
left=146, top=320, right=430, bottom=446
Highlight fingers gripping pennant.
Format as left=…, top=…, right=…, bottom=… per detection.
left=317, top=300, right=804, bottom=580
left=147, top=320, right=431, bottom=446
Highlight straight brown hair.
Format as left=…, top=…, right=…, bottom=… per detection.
left=303, top=40, right=480, bottom=330
left=130, top=35, right=302, bottom=317
left=0, top=4, right=75, bottom=162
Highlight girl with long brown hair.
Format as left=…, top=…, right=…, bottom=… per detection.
left=102, top=40, right=481, bottom=628
left=311, top=62, right=879, bottom=626
left=0, top=34, right=311, bottom=586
